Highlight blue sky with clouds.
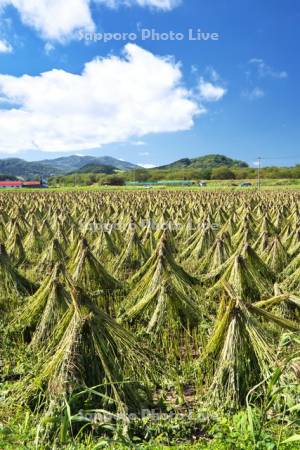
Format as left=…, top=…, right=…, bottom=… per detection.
left=0, top=0, right=299, bottom=167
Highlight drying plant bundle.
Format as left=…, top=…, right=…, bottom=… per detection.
left=0, top=243, right=36, bottom=310
left=23, top=224, right=45, bottom=258
left=154, top=225, right=178, bottom=254
left=218, top=216, right=238, bottom=237
left=122, top=278, right=201, bottom=337
left=6, top=218, right=27, bottom=241
left=69, top=238, right=123, bottom=296
left=128, top=233, right=198, bottom=302
left=213, top=207, right=228, bottom=225
left=280, top=264, right=300, bottom=293
left=7, top=233, right=26, bottom=267
left=261, top=235, right=289, bottom=273
left=253, top=231, right=271, bottom=255
left=206, top=244, right=275, bottom=301
left=20, top=287, right=156, bottom=412
left=254, top=284, right=300, bottom=321
left=201, top=283, right=299, bottom=408
left=39, top=218, right=54, bottom=241
left=255, top=284, right=298, bottom=306
left=114, top=229, right=149, bottom=278
left=285, top=228, right=300, bottom=256
left=141, top=223, right=157, bottom=255
left=14, top=263, right=73, bottom=346
left=181, top=225, right=216, bottom=264
left=242, top=243, right=276, bottom=283
left=92, top=227, right=120, bottom=262
left=232, top=219, right=257, bottom=248
left=258, top=215, right=278, bottom=236
left=36, top=238, right=68, bottom=274
left=175, top=211, right=198, bottom=242
left=197, top=237, right=232, bottom=275
left=281, top=251, right=300, bottom=278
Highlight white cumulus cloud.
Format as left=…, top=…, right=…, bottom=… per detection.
left=0, top=38, right=12, bottom=53
left=0, top=44, right=200, bottom=154
left=0, top=0, right=180, bottom=42
left=0, top=0, right=95, bottom=42
left=198, top=78, right=227, bottom=102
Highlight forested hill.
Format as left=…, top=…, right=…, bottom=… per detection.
left=157, top=154, right=248, bottom=170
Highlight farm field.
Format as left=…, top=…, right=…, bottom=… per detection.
left=0, top=189, right=300, bottom=449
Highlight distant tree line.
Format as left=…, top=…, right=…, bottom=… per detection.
left=49, top=164, right=300, bottom=187
left=0, top=174, right=18, bottom=181
left=132, top=165, right=300, bottom=181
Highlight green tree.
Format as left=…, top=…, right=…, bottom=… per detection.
left=103, top=175, right=126, bottom=186
left=134, top=169, right=151, bottom=182
left=211, top=166, right=236, bottom=180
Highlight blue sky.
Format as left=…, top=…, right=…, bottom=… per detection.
left=0, top=0, right=299, bottom=167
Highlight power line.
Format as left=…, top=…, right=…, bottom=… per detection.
left=258, top=156, right=299, bottom=161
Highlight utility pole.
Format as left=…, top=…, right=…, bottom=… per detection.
left=257, top=157, right=262, bottom=191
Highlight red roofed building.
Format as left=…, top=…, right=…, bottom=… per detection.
left=0, top=179, right=48, bottom=188
left=0, top=181, right=23, bottom=188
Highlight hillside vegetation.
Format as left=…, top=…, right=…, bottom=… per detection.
left=68, top=163, right=117, bottom=174
left=158, top=154, right=248, bottom=170
left=0, top=158, right=62, bottom=179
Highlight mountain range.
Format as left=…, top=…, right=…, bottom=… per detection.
left=0, top=155, right=140, bottom=179
left=0, top=154, right=249, bottom=179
